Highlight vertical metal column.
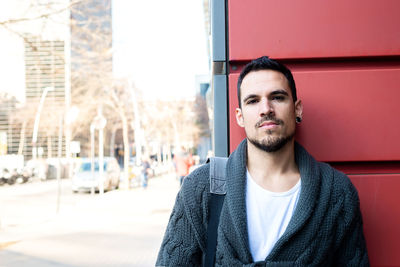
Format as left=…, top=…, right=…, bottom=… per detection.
left=211, top=0, right=228, bottom=157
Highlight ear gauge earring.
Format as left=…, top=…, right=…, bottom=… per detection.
left=296, top=117, right=302, bottom=123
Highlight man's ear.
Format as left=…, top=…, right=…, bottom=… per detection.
left=236, top=108, right=245, bottom=128
left=295, top=99, right=303, bottom=118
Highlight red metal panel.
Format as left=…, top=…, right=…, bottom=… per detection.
left=229, top=67, right=400, bottom=162
left=331, top=162, right=400, bottom=175
left=228, top=0, right=400, bottom=60
left=350, top=174, right=400, bottom=266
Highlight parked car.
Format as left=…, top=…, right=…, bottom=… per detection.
left=72, top=157, right=120, bottom=193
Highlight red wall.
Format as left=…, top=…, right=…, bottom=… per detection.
left=350, top=174, right=400, bottom=265
left=227, top=0, right=400, bottom=265
left=228, top=0, right=400, bottom=60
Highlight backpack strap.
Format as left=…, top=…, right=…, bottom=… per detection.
left=209, top=157, right=228, bottom=195
left=203, top=157, right=228, bottom=267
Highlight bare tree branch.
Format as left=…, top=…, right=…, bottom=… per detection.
left=0, top=0, right=82, bottom=26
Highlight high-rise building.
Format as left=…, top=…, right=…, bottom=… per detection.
left=25, top=37, right=65, bottom=100
left=0, top=36, right=67, bottom=159
left=0, top=94, right=18, bottom=156
left=17, top=36, right=66, bottom=159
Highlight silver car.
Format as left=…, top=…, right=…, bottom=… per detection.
left=72, top=157, right=120, bottom=193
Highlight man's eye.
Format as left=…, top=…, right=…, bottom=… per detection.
left=272, top=96, right=285, bottom=101
left=246, top=99, right=258, bottom=104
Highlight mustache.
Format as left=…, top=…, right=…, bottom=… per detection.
left=255, top=115, right=284, bottom=128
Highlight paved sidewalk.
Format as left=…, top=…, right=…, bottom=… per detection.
left=0, top=172, right=180, bottom=267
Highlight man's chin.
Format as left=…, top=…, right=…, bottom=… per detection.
left=248, top=134, right=294, bottom=153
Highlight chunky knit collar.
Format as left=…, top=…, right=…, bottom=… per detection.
left=222, top=138, right=322, bottom=262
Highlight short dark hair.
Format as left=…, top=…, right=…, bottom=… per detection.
left=237, top=56, right=297, bottom=107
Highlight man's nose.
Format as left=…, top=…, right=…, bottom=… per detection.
left=259, top=98, right=274, bottom=117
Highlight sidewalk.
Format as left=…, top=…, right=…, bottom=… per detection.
left=0, top=172, right=180, bottom=267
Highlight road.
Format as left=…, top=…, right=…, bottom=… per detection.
left=0, top=172, right=180, bottom=267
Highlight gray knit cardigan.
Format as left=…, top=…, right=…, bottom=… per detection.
left=156, top=140, right=369, bottom=266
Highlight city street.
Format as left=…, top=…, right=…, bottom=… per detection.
left=0, top=172, right=180, bottom=267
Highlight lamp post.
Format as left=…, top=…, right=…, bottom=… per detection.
left=91, top=107, right=107, bottom=194
left=90, top=123, right=95, bottom=194
left=65, top=106, right=79, bottom=178
left=32, top=87, right=54, bottom=159
left=130, top=82, right=142, bottom=167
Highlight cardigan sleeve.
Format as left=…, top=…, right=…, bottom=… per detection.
left=155, top=188, right=203, bottom=266
left=156, top=166, right=210, bottom=267
left=334, top=173, right=369, bottom=266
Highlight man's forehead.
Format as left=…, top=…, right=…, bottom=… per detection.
left=241, top=70, right=290, bottom=92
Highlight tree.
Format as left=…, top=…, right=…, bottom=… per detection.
left=1, top=0, right=209, bottom=177
left=139, top=98, right=201, bottom=160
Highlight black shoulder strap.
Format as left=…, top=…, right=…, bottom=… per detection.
left=203, top=157, right=228, bottom=267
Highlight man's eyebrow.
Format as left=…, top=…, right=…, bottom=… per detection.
left=270, top=90, right=289, bottom=96
left=242, top=94, right=258, bottom=103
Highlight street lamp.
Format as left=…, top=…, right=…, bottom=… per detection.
left=130, top=82, right=142, bottom=167
left=32, top=87, right=54, bottom=159
left=65, top=106, right=80, bottom=179
left=91, top=107, right=107, bottom=194
left=90, top=123, right=95, bottom=194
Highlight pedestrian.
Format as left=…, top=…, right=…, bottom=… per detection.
left=140, top=157, right=150, bottom=189
left=156, top=56, right=369, bottom=266
left=173, top=146, right=194, bottom=186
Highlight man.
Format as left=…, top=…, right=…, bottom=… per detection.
left=141, top=156, right=151, bottom=188
left=156, top=56, right=369, bottom=266
left=174, top=146, right=195, bottom=186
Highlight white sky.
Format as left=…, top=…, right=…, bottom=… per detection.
left=0, top=2, right=25, bottom=102
left=112, top=0, right=209, bottom=100
left=0, top=30, right=25, bottom=102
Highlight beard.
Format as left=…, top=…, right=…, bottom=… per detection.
left=247, top=132, right=294, bottom=153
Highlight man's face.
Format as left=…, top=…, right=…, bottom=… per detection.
left=235, top=70, right=302, bottom=152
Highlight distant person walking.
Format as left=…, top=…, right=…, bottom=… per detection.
left=174, top=147, right=194, bottom=186
left=141, top=157, right=151, bottom=189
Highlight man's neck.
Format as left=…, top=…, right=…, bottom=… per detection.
left=246, top=139, right=300, bottom=192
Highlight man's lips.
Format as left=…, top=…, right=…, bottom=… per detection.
left=259, top=121, right=279, bottom=129
left=255, top=117, right=283, bottom=129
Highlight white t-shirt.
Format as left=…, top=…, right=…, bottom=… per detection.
left=246, top=170, right=301, bottom=261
